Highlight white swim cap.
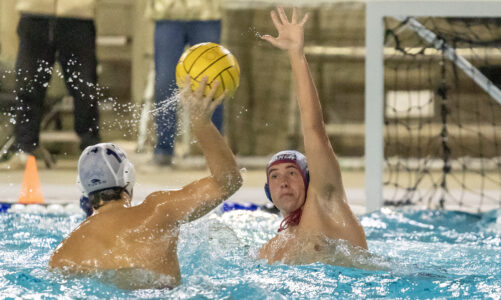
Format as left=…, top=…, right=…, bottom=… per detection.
left=77, top=143, right=135, bottom=197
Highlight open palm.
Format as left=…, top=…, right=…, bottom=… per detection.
left=262, top=7, right=309, bottom=52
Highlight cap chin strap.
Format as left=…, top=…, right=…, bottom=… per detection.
left=278, top=208, right=303, bottom=232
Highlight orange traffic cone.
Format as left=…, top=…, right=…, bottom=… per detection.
left=18, top=155, right=44, bottom=204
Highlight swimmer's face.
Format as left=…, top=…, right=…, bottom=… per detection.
left=268, top=162, right=306, bottom=214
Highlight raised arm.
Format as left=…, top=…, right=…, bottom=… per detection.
left=262, top=7, right=345, bottom=203
left=145, top=77, right=242, bottom=223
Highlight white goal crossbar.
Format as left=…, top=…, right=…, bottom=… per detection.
left=365, top=0, right=501, bottom=212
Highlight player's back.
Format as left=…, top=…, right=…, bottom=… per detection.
left=49, top=201, right=181, bottom=287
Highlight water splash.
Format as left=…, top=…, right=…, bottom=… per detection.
left=0, top=59, right=203, bottom=158
left=248, top=26, right=263, bottom=39
left=148, top=93, right=180, bottom=115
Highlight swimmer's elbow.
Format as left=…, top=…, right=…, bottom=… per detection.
left=360, top=233, right=369, bottom=250
left=231, top=171, right=244, bottom=193
left=48, top=248, right=70, bottom=271
left=219, top=170, right=243, bottom=198
left=48, top=255, right=59, bottom=270
left=352, top=224, right=368, bottom=250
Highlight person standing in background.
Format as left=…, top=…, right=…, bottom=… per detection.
left=2, top=0, right=100, bottom=169
left=146, top=0, right=223, bottom=166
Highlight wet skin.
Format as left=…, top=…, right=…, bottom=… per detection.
left=267, top=163, right=305, bottom=214
left=49, top=78, right=243, bottom=289
left=258, top=7, right=368, bottom=266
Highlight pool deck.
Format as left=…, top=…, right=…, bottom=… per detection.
left=0, top=141, right=369, bottom=215
left=0, top=141, right=499, bottom=215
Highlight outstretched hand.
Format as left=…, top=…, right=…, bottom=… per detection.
left=261, top=7, right=309, bottom=54
left=180, top=75, right=226, bottom=126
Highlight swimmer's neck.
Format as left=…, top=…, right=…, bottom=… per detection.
left=95, top=194, right=131, bottom=214
left=279, top=223, right=300, bottom=235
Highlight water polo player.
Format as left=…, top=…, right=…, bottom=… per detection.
left=258, top=7, right=368, bottom=265
left=49, top=77, right=242, bottom=289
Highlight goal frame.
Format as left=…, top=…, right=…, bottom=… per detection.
left=365, top=0, right=501, bottom=212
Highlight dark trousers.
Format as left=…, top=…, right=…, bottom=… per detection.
left=14, top=14, right=100, bottom=153
left=154, top=20, right=222, bottom=156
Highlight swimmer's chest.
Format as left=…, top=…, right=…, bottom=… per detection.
left=262, top=231, right=328, bottom=265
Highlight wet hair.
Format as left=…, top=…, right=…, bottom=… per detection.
left=88, top=187, right=126, bottom=210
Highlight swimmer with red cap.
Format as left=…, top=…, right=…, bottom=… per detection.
left=259, top=7, right=368, bottom=265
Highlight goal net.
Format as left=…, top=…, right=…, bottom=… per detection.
left=381, top=15, right=501, bottom=212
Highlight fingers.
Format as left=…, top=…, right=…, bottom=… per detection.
left=206, top=79, right=220, bottom=101
left=179, top=75, right=192, bottom=103
left=206, top=80, right=226, bottom=114
left=195, top=76, right=208, bottom=99
left=270, top=10, right=282, bottom=29
left=261, top=35, right=280, bottom=47
left=291, top=7, right=297, bottom=24
left=210, top=90, right=226, bottom=112
left=272, top=6, right=308, bottom=27
left=181, top=75, right=191, bottom=92
left=300, top=12, right=310, bottom=26
left=277, top=6, right=289, bottom=24
left=180, top=76, right=225, bottom=116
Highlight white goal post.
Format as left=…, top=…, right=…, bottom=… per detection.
left=365, top=0, right=501, bottom=212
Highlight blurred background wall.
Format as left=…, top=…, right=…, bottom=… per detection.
left=2, top=0, right=366, bottom=157
left=3, top=1, right=491, bottom=159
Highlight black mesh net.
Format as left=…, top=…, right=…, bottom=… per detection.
left=383, top=17, right=501, bottom=212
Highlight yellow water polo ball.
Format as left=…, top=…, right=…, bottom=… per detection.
left=176, top=42, right=240, bottom=99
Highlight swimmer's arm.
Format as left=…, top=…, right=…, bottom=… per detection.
left=145, top=77, right=242, bottom=223
left=187, top=78, right=243, bottom=217
left=283, top=10, right=368, bottom=249
left=262, top=7, right=345, bottom=202
left=179, top=113, right=242, bottom=221
left=290, top=49, right=346, bottom=202
left=157, top=176, right=240, bottom=223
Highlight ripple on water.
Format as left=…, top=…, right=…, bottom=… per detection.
left=0, top=208, right=499, bottom=298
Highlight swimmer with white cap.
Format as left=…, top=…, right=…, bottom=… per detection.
left=48, top=77, right=243, bottom=289
left=259, top=7, right=368, bottom=266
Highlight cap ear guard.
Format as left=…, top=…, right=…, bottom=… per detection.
left=122, top=160, right=135, bottom=196
left=264, top=183, right=272, bottom=202
left=80, top=196, right=93, bottom=217
left=76, top=175, right=88, bottom=197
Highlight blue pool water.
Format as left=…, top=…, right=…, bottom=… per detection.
left=0, top=208, right=500, bottom=299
